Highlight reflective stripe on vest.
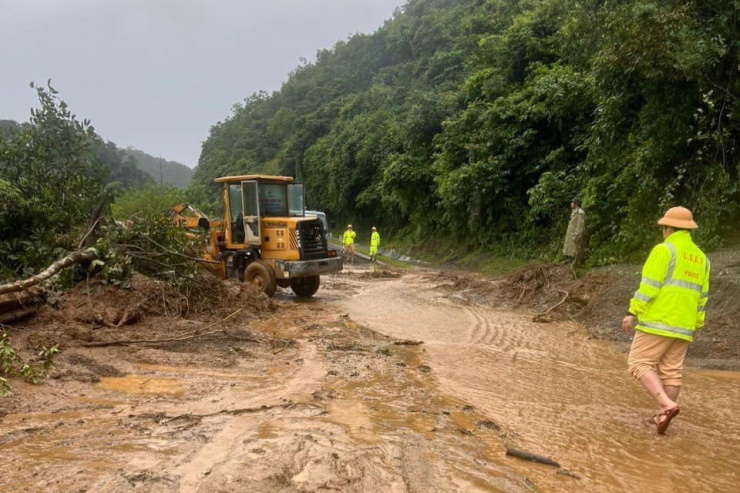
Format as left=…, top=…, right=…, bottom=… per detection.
left=641, top=277, right=662, bottom=289
left=655, top=243, right=703, bottom=293
left=634, top=292, right=652, bottom=303
left=639, top=321, right=695, bottom=338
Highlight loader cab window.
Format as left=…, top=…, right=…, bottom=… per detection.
left=258, top=183, right=288, bottom=217
left=288, top=183, right=305, bottom=217
left=228, top=184, right=245, bottom=243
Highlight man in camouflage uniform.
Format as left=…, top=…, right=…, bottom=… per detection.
left=563, top=197, right=586, bottom=267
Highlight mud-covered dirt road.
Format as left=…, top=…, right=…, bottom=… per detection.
left=1, top=265, right=739, bottom=492
left=336, top=268, right=740, bottom=493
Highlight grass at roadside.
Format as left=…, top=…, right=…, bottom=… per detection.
left=453, top=249, right=529, bottom=277
left=332, top=236, right=531, bottom=278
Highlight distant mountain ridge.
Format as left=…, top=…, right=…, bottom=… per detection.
left=121, top=147, right=193, bottom=188
left=2, top=117, right=192, bottom=188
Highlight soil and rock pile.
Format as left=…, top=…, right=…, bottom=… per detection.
left=0, top=271, right=276, bottom=416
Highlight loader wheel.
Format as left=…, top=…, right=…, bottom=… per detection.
left=276, top=279, right=291, bottom=289
left=245, top=261, right=276, bottom=297
left=290, top=276, right=320, bottom=298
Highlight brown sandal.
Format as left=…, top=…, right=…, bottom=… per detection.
left=656, top=407, right=680, bottom=435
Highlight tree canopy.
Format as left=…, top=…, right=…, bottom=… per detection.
left=0, top=83, right=108, bottom=277
left=170, top=0, right=740, bottom=261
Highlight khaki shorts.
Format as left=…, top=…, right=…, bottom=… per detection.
left=627, top=330, right=689, bottom=387
left=344, top=244, right=355, bottom=255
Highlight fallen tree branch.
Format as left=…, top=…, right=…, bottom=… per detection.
left=77, top=216, right=104, bottom=250
left=0, top=250, right=96, bottom=296
left=77, top=190, right=112, bottom=249
left=505, top=447, right=561, bottom=468
left=533, top=289, right=569, bottom=323
left=144, top=237, right=221, bottom=265
left=82, top=308, right=246, bottom=347
left=0, top=288, right=44, bottom=311
left=115, top=293, right=160, bottom=327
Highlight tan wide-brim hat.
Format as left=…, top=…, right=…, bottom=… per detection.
left=371, top=227, right=377, bottom=230
left=347, top=224, right=353, bottom=229
left=657, top=206, right=698, bottom=229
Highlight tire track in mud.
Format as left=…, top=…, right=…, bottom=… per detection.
left=463, top=306, right=536, bottom=352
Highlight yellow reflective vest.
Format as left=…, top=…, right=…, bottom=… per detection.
left=629, top=231, right=710, bottom=342
left=343, top=229, right=356, bottom=246
left=370, top=231, right=380, bottom=247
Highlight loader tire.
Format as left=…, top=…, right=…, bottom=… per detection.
left=290, top=276, right=320, bottom=298
left=245, top=261, right=276, bottom=297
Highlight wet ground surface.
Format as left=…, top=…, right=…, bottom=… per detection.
left=337, top=270, right=740, bottom=492
left=1, top=264, right=739, bottom=492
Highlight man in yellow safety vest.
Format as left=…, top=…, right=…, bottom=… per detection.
left=622, top=206, right=710, bottom=434
left=342, top=224, right=356, bottom=265
left=369, top=226, right=380, bottom=263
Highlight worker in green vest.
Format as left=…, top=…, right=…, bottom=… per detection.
left=622, top=206, right=710, bottom=435
left=369, top=226, right=380, bottom=263
left=342, top=224, right=356, bottom=265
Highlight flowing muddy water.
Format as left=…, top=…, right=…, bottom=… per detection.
left=335, top=272, right=740, bottom=493
left=1, top=268, right=738, bottom=492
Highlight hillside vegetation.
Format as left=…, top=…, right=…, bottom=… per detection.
left=121, top=148, right=193, bottom=188
left=194, top=0, right=739, bottom=263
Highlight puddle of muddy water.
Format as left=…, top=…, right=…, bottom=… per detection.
left=327, top=400, right=379, bottom=442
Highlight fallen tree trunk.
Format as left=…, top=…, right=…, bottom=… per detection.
left=0, top=250, right=96, bottom=296
left=0, top=307, right=37, bottom=325
left=0, top=287, right=46, bottom=310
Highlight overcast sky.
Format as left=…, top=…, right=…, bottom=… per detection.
left=0, top=0, right=405, bottom=168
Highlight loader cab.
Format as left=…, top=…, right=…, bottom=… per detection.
left=217, top=175, right=304, bottom=249
left=205, top=174, right=342, bottom=296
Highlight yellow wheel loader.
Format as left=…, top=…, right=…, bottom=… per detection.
left=175, top=175, right=342, bottom=297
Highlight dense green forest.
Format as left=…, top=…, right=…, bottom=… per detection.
left=1, top=0, right=737, bottom=279
left=194, top=0, right=739, bottom=263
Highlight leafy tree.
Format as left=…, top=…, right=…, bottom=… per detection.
left=0, top=82, right=107, bottom=278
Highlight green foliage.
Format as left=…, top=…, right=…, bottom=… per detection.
left=194, top=0, right=740, bottom=263
left=111, top=184, right=187, bottom=222
left=0, top=82, right=108, bottom=280
left=1, top=330, right=60, bottom=396
left=101, top=215, right=206, bottom=282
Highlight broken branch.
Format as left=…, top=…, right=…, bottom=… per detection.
left=533, top=289, right=569, bottom=323
left=0, top=250, right=96, bottom=296
left=505, top=447, right=561, bottom=468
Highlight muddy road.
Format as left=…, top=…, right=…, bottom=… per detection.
left=1, top=264, right=739, bottom=492
left=337, top=269, right=740, bottom=492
